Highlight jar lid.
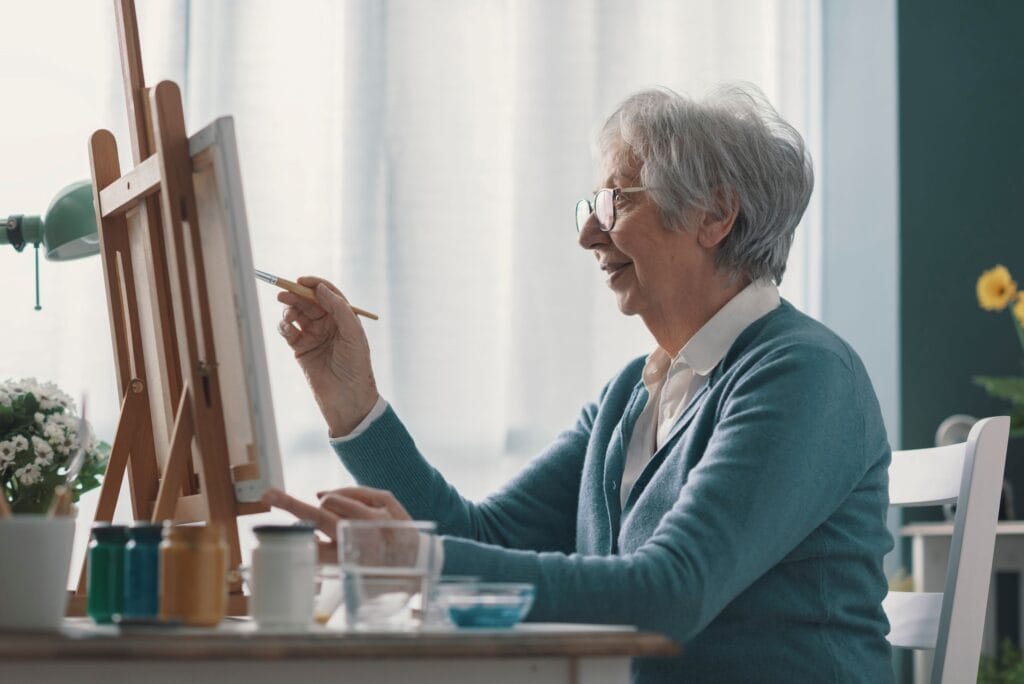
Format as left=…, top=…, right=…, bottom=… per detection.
left=253, top=521, right=316, bottom=536
left=127, top=522, right=165, bottom=542
left=91, top=522, right=129, bottom=543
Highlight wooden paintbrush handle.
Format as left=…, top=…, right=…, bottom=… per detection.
left=349, top=306, right=379, bottom=321
left=278, top=277, right=380, bottom=321
left=48, top=486, right=73, bottom=517
left=276, top=277, right=317, bottom=302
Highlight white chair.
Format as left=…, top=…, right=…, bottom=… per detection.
left=884, top=415, right=1010, bottom=683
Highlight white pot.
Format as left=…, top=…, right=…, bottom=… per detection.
left=0, top=515, right=75, bottom=631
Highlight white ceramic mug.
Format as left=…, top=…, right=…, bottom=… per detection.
left=0, top=515, right=75, bottom=631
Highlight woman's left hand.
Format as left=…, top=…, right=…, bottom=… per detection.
left=261, top=486, right=413, bottom=564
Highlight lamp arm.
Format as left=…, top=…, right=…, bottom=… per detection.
left=1, top=215, right=46, bottom=311
left=1, top=215, right=44, bottom=251
left=33, top=243, right=41, bottom=311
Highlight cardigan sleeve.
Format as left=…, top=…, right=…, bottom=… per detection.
left=331, top=398, right=598, bottom=554
left=439, top=344, right=889, bottom=643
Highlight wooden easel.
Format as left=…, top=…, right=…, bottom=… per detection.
left=69, top=0, right=265, bottom=615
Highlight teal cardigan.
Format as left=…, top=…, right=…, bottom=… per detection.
left=333, top=301, right=893, bottom=683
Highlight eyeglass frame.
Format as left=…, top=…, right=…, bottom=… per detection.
left=575, top=187, right=648, bottom=233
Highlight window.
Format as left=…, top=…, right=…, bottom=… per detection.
left=0, top=1, right=822, bottom=572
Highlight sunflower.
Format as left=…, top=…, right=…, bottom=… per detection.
left=977, top=264, right=1018, bottom=312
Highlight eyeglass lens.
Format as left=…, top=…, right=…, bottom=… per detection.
left=575, top=200, right=592, bottom=233
left=576, top=189, right=616, bottom=232
left=595, top=189, right=614, bottom=230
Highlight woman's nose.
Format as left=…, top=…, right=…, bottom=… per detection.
left=577, top=212, right=607, bottom=250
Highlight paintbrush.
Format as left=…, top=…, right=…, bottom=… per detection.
left=0, top=486, right=11, bottom=518
left=254, top=270, right=379, bottom=321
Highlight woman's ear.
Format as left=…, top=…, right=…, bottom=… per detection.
left=697, top=191, right=739, bottom=249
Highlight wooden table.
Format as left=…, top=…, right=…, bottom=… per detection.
left=0, top=619, right=680, bottom=684
left=902, top=521, right=1024, bottom=684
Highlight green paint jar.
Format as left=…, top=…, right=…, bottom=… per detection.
left=123, top=523, right=164, bottom=619
left=87, top=523, right=128, bottom=624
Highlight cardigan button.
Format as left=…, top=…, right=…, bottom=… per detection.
left=610, top=481, right=617, bottom=490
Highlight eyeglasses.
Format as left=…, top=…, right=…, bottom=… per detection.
left=575, top=187, right=647, bottom=233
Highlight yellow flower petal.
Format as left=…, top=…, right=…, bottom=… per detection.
left=977, top=264, right=1018, bottom=312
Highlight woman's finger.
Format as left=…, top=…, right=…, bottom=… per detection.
left=339, top=486, right=403, bottom=514
left=319, top=486, right=411, bottom=521
left=327, top=486, right=393, bottom=508
left=277, top=310, right=332, bottom=354
left=313, top=283, right=362, bottom=329
left=296, top=275, right=344, bottom=297
left=318, top=492, right=385, bottom=520
left=277, top=290, right=329, bottom=320
left=277, top=320, right=322, bottom=355
left=277, top=320, right=300, bottom=343
left=289, top=277, right=358, bottom=326
left=261, top=488, right=340, bottom=539
left=317, top=539, right=337, bottom=565
left=316, top=485, right=390, bottom=504
left=282, top=305, right=317, bottom=332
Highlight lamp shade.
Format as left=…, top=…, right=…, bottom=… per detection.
left=40, top=180, right=99, bottom=260
left=2, top=181, right=99, bottom=260
left=1, top=180, right=100, bottom=310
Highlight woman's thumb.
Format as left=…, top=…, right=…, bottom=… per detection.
left=315, top=283, right=347, bottom=318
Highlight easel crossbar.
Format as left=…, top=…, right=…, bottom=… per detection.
left=98, top=154, right=162, bottom=218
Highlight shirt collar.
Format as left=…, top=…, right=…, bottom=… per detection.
left=642, top=281, right=780, bottom=387
left=682, top=281, right=780, bottom=375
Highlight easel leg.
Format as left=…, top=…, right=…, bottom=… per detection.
left=92, top=390, right=144, bottom=522
left=76, top=388, right=144, bottom=594
left=151, top=385, right=194, bottom=523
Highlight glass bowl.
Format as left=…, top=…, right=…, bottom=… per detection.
left=425, top=576, right=480, bottom=627
left=439, top=582, right=535, bottom=628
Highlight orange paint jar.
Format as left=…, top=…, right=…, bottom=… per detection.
left=159, top=524, right=227, bottom=626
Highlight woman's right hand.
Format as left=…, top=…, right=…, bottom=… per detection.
left=261, top=486, right=415, bottom=566
left=277, top=276, right=379, bottom=438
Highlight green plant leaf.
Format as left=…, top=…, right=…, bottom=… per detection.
left=974, top=375, right=1024, bottom=403
left=979, top=638, right=1024, bottom=683
left=71, top=440, right=109, bottom=502
left=1013, top=410, right=1024, bottom=437
left=0, top=404, right=14, bottom=431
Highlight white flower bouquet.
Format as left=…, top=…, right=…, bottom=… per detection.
left=0, top=379, right=108, bottom=513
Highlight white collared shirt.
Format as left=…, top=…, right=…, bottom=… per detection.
left=619, top=282, right=781, bottom=508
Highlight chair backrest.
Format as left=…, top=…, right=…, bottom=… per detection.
left=884, top=416, right=1009, bottom=684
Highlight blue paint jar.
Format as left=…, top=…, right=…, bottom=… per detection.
left=123, top=522, right=164, bottom=619
left=87, top=523, right=129, bottom=624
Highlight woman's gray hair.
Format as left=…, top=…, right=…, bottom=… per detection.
left=598, top=84, right=813, bottom=285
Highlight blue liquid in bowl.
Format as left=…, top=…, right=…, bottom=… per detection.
left=448, top=603, right=526, bottom=628
left=444, top=584, right=535, bottom=628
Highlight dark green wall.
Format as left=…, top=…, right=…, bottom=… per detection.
left=898, top=6, right=1024, bottom=679
left=899, top=0, right=1024, bottom=456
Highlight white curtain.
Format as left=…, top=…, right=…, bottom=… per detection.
left=184, top=0, right=822, bottom=499
left=0, top=1, right=821, bottom=566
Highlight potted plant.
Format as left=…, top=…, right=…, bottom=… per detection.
left=0, top=378, right=108, bottom=513
left=974, top=265, right=1024, bottom=436
left=0, top=378, right=109, bottom=630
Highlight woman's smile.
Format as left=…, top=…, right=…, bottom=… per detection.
left=601, top=260, right=633, bottom=284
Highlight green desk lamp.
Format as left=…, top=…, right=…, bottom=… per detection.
left=1, top=180, right=99, bottom=310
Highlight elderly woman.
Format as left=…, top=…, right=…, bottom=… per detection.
left=266, top=85, right=893, bottom=682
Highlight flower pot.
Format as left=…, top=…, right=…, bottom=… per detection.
left=0, top=515, right=75, bottom=631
